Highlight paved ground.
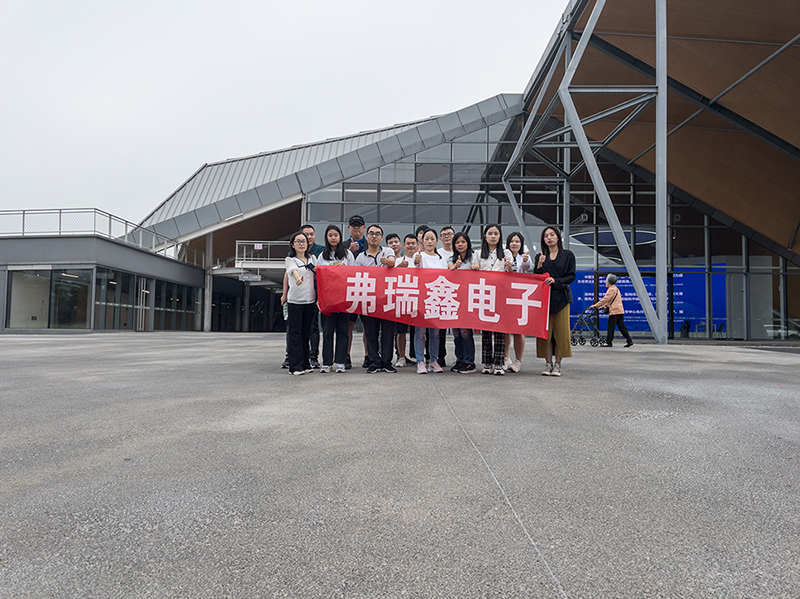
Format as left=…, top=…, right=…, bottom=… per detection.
left=0, top=332, right=798, bottom=598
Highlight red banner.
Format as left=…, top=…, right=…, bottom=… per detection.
left=317, top=266, right=551, bottom=338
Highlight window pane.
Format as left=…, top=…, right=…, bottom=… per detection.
left=343, top=184, right=378, bottom=203
left=50, top=270, right=91, bottom=329
left=7, top=270, right=51, bottom=329
left=380, top=184, right=414, bottom=203
left=379, top=162, right=414, bottom=183
left=452, top=143, right=487, bottom=162
left=415, top=163, right=450, bottom=184
left=416, top=185, right=449, bottom=204
left=416, top=144, right=451, bottom=162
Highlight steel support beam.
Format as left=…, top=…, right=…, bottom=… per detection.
left=654, top=0, right=669, bottom=344
left=558, top=0, right=665, bottom=342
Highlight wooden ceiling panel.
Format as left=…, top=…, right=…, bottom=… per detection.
left=601, top=123, right=800, bottom=253
left=720, top=48, right=800, bottom=147
left=582, top=0, right=800, bottom=44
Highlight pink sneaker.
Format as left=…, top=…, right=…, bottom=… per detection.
left=416, top=362, right=428, bottom=374
left=430, top=360, right=444, bottom=373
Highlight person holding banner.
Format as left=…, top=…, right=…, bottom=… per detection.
left=284, top=231, right=318, bottom=376
left=413, top=228, right=447, bottom=374
left=355, top=224, right=397, bottom=374
left=317, top=225, right=355, bottom=374
left=504, top=231, right=533, bottom=373
left=534, top=226, right=576, bottom=377
left=448, top=232, right=477, bottom=374
left=472, top=224, right=513, bottom=375
left=393, top=234, right=418, bottom=366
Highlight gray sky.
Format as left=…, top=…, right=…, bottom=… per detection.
left=1, top=0, right=568, bottom=224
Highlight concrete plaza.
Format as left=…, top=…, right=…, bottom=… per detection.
left=1, top=332, right=798, bottom=598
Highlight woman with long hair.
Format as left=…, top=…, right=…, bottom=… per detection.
left=533, top=226, right=576, bottom=377
left=448, top=231, right=476, bottom=373
left=284, top=231, right=318, bottom=376
left=317, top=225, right=355, bottom=373
left=503, top=231, right=532, bottom=373
left=413, top=228, right=447, bottom=374
left=471, top=224, right=513, bottom=375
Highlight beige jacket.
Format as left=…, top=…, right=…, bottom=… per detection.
left=592, top=284, right=624, bottom=315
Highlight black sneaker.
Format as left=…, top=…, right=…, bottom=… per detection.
left=362, top=356, right=370, bottom=368
left=439, top=358, right=447, bottom=368
left=366, top=365, right=380, bottom=374
left=383, top=365, right=397, bottom=374
left=345, top=355, right=352, bottom=370
left=281, top=360, right=289, bottom=369
left=450, top=361, right=464, bottom=372
left=458, top=363, right=476, bottom=374
left=310, top=359, right=320, bottom=368
left=624, top=340, right=634, bottom=347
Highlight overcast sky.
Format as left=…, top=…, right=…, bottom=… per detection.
left=1, top=0, right=568, bottom=223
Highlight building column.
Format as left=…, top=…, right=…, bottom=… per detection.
left=203, top=232, right=214, bottom=332
left=243, top=283, right=250, bottom=332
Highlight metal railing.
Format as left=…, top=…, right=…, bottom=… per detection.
left=236, top=240, right=291, bottom=266
left=0, top=208, right=204, bottom=267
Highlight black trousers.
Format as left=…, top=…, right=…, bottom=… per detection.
left=321, top=311, right=349, bottom=366
left=287, top=303, right=315, bottom=372
left=607, top=313, right=632, bottom=344
left=285, top=305, right=319, bottom=361
left=363, top=315, right=396, bottom=368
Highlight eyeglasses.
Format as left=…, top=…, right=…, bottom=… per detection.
left=367, top=231, right=382, bottom=237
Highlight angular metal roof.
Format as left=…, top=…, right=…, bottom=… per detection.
left=520, top=0, right=800, bottom=260
left=140, top=121, right=431, bottom=229
left=140, top=94, right=523, bottom=242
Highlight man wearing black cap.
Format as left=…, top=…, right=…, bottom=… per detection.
left=346, top=214, right=367, bottom=368
left=347, top=215, right=367, bottom=256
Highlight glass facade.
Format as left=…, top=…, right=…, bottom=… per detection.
left=305, top=117, right=800, bottom=341
left=4, top=267, right=201, bottom=332
left=6, top=269, right=92, bottom=329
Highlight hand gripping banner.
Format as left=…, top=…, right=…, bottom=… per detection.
left=317, top=266, right=551, bottom=338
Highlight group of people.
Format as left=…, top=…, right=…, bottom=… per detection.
left=282, top=214, right=630, bottom=378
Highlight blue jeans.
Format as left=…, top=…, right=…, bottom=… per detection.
left=452, top=328, right=475, bottom=365
left=414, top=327, right=440, bottom=364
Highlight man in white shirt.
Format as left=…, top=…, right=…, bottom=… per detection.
left=436, top=226, right=455, bottom=367
left=392, top=234, right=417, bottom=365
left=354, top=224, right=397, bottom=373
left=439, top=226, right=455, bottom=263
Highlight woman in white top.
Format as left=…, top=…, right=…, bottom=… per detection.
left=413, top=228, right=447, bottom=374
left=503, top=231, right=532, bottom=373
left=471, top=224, right=513, bottom=375
left=317, top=225, right=355, bottom=373
left=284, top=231, right=318, bottom=376
left=448, top=232, right=476, bottom=374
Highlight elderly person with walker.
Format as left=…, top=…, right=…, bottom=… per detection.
left=590, top=274, right=634, bottom=348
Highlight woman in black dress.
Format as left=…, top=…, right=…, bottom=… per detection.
left=533, top=226, right=576, bottom=377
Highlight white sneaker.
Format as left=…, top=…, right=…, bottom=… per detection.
left=542, top=362, right=553, bottom=376
left=552, top=362, right=562, bottom=377
left=510, top=359, right=521, bottom=373
left=482, top=365, right=493, bottom=374
left=395, top=357, right=406, bottom=368
left=493, top=367, right=505, bottom=376
left=503, top=356, right=513, bottom=371
left=335, top=363, right=346, bottom=373
left=417, top=362, right=428, bottom=374
left=319, top=365, right=331, bottom=373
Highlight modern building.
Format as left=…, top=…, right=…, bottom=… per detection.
left=2, top=0, right=799, bottom=340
